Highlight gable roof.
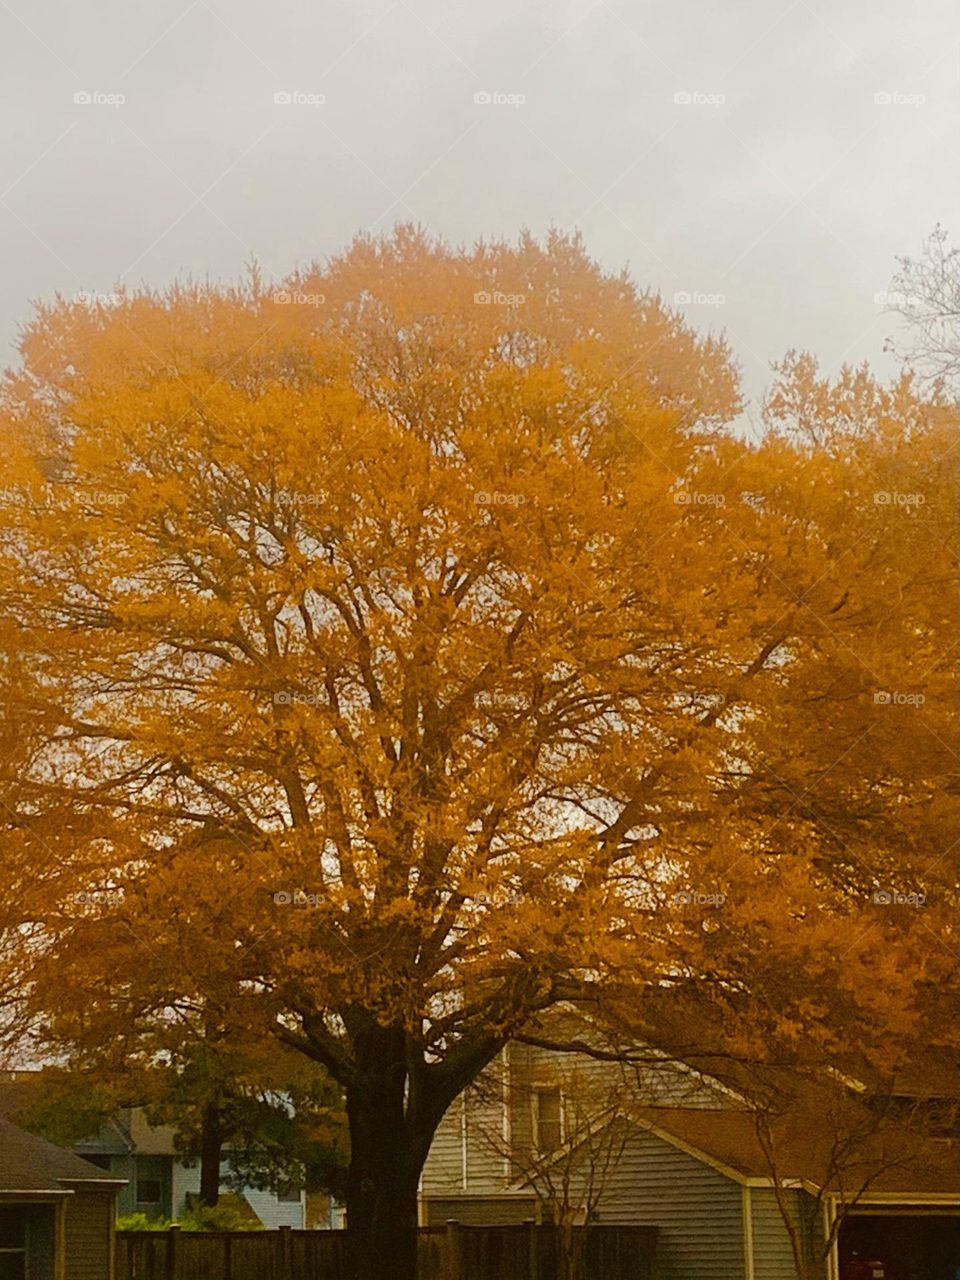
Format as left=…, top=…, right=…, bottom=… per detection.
left=0, top=1073, right=134, bottom=1158
left=628, top=1105, right=960, bottom=1197
left=0, top=1116, right=126, bottom=1193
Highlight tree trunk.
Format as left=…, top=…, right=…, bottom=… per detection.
left=343, top=1026, right=435, bottom=1280
left=199, top=1100, right=225, bottom=1208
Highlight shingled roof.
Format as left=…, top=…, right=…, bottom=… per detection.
left=0, top=1116, right=126, bottom=1193
left=630, top=1104, right=960, bottom=1197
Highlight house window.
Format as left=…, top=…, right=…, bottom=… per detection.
left=533, top=1086, right=562, bottom=1153
left=0, top=1208, right=26, bottom=1280
left=277, top=1182, right=302, bottom=1204
left=135, top=1155, right=166, bottom=1207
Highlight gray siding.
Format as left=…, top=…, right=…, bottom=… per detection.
left=169, top=1159, right=304, bottom=1227
left=422, top=1092, right=467, bottom=1196
left=592, top=1122, right=745, bottom=1280
left=751, top=1188, right=825, bottom=1280
left=421, top=1035, right=751, bottom=1277
left=422, top=1074, right=510, bottom=1196
left=423, top=1039, right=733, bottom=1202
left=108, top=1155, right=137, bottom=1217
left=466, top=1069, right=510, bottom=1191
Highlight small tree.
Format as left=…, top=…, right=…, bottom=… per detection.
left=13, top=1029, right=345, bottom=1209
left=748, top=1076, right=951, bottom=1280
left=472, top=1049, right=630, bottom=1280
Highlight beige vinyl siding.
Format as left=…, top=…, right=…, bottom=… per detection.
left=591, top=1122, right=745, bottom=1280
left=64, top=1189, right=113, bottom=1280
left=751, top=1188, right=825, bottom=1280
left=423, top=1066, right=513, bottom=1197
left=465, top=1070, right=510, bottom=1192
left=633, top=1061, right=732, bottom=1108
left=423, top=1093, right=468, bottom=1196
left=423, top=1039, right=733, bottom=1203
left=508, top=1044, right=536, bottom=1172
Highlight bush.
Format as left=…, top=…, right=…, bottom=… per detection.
left=178, top=1202, right=264, bottom=1232
left=116, top=1213, right=172, bottom=1231
left=117, top=1199, right=263, bottom=1233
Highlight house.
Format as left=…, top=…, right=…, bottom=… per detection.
left=73, top=1106, right=307, bottom=1227
left=419, top=1035, right=960, bottom=1280
left=0, top=1075, right=306, bottom=1229
left=0, top=1115, right=125, bottom=1280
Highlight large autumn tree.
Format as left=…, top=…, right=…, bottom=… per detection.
left=0, top=229, right=955, bottom=1279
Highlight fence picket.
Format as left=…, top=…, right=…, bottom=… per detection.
left=114, top=1224, right=657, bottom=1280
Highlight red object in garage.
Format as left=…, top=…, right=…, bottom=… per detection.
left=843, top=1258, right=886, bottom=1280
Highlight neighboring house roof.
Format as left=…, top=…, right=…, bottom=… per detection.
left=0, top=1073, right=134, bottom=1157
left=0, top=1116, right=126, bottom=1193
left=74, top=1116, right=135, bottom=1157
left=0, top=1073, right=179, bottom=1157
left=629, top=1105, right=960, bottom=1197
left=123, top=1106, right=181, bottom=1156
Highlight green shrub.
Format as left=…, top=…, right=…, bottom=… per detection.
left=178, top=1202, right=264, bottom=1232
left=116, top=1213, right=172, bottom=1231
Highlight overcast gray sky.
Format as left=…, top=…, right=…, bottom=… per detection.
left=1, top=0, right=956, bottom=417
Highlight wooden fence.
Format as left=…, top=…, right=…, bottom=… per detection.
left=115, top=1222, right=658, bottom=1280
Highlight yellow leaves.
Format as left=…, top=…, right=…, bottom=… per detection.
left=0, top=227, right=954, bottom=1093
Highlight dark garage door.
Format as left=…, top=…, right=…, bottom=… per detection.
left=840, top=1213, right=960, bottom=1280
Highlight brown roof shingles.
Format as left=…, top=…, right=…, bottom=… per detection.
left=0, top=1116, right=125, bottom=1192
left=629, top=1105, right=960, bottom=1196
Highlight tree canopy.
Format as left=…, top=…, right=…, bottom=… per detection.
left=0, top=227, right=954, bottom=1278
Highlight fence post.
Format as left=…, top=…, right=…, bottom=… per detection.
left=164, top=1225, right=180, bottom=1280
left=444, top=1219, right=461, bottom=1280
left=279, top=1224, right=292, bottom=1279
left=223, top=1233, right=233, bottom=1280
left=525, top=1219, right=538, bottom=1280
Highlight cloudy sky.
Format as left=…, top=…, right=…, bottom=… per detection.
left=1, top=0, right=955, bottom=416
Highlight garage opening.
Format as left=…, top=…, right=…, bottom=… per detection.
left=839, top=1212, right=960, bottom=1280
